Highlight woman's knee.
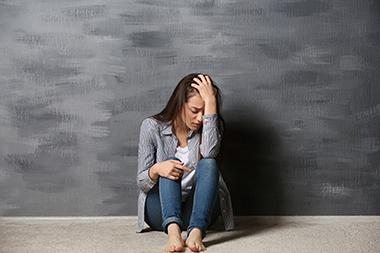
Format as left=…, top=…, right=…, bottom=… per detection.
left=198, top=158, right=218, bottom=169
left=198, top=157, right=217, bottom=165
left=197, top=158, right=219, bottom=175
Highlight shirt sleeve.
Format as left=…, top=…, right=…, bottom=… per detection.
left=136, top=118, right=158, bottom=193
left=199, top=113, right=222, bottom=158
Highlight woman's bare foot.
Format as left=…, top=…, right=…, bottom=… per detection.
left=185, top=228, right=206, bottom=252
left=164, top=223, right=185, bottom=252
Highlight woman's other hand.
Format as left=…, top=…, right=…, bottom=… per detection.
left=150, top=160, right=192, bottom=181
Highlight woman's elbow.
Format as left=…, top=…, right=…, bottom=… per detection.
left=200, top=147, right=219, bottom=159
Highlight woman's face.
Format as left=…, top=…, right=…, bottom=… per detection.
left=180, top=94, right=205, bottom=131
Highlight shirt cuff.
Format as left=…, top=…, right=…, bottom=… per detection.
left=202, top=114, right=218, bottom=128
left=144, top=169, right=157, bottom=188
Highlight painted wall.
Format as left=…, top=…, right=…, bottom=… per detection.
left=0, top=0, right=379, bottom=216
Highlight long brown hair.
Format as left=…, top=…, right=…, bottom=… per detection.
left=151, top=72, right=225, bottom=137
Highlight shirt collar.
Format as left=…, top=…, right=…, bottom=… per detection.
left=161, top=122, right=196, bottom=138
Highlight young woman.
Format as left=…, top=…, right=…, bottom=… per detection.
left=136, top=73, right=234, bottom=252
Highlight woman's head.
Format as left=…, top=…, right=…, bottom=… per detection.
left=152, top=72, right=224, bottom=134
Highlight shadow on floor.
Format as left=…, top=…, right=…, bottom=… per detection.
left=204, top=217, right=289, bottom=247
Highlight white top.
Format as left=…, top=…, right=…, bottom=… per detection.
left=175, top=145, right=196, bottom=202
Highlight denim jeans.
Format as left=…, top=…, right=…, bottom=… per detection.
left=144, top=157, right=221, bottom=239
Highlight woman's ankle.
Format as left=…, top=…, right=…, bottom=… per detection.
left=167, top=222, right=182, bottom=235
left=187, top=226, right=206, bottom=239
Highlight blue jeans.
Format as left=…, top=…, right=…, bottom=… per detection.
left=144, top=157, right=221, bottom=239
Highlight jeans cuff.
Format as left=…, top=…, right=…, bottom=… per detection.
left=162, top=217, right=183, bottom=234
left=187, top=226, right=206, bottom=240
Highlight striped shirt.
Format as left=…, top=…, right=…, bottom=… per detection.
left=136, top=113, right=235, bottom=232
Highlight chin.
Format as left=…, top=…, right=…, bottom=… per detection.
left=188, top=123, right=201, bottom=130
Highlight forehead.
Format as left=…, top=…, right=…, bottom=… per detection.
left=187, top=94, right=204, bottom=108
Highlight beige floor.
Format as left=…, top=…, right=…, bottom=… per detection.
left=1, top=216, right=379, bottom=253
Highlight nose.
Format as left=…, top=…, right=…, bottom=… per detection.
left=196, top=113, right=202, bottom=123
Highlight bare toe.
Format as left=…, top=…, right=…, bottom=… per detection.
left=175, top=245, right=185, bottom=252
left=163, top=245, right=174, bottom=252
left=164, top=237, right=185, bottom=252
left=187, top=242, right=205, bottom=252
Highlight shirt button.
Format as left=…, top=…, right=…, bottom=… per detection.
left=222, top=209, right=226, bottom=213
left=221, top=197, right=225, bottom=201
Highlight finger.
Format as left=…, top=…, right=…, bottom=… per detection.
left=177, top=165, right=192, bottom=172
left=171, top=160, right=184, bottom=165
left=171, top=171, right=181, bottom=177
left=198, top=74, right=207, bottom=84
left=167, top=173, right=179, bottom=180
left=190, top=83, right=199, bottom=90
left=169, top=175, right=179, bottom=180
left=205, top=75, right=212, bottom=85
left=192, top=77, right=203, bottom=86
left=172, top=168, right=183, bottom=174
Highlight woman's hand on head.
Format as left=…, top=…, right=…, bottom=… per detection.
left=155, top=160, right=192, bottom=180
left=191, top=74, right=217, bottom=103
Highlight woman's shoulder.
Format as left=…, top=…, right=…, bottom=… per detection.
left=140, top=116, right=166, bottom=132
left=140, top=116, right=157, bottom=128
left=141, top=116, right=157, bottom=125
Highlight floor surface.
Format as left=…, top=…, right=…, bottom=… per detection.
left=1, top=216, right=379, bottom=253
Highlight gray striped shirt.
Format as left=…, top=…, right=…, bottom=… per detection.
left=136, top=113, right=235, bottom=232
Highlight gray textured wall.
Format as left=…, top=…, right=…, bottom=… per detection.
left=0, top=0, right=379, bottom=216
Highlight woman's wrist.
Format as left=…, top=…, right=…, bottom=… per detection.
left=148, top=164, right=159, bottom=181
left=204, top=98, right=217, bottom=115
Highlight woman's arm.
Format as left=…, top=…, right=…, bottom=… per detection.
left=200, top=113, right=222, bottom=158
left=191, top=74, right=222, bottom=158
left=136, top=118, right=158, bottom=193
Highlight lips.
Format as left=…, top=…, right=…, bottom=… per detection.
left=193, top=123, right=201, bottom=127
